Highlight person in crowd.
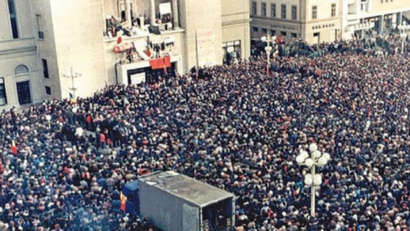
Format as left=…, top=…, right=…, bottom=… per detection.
left=1, top=31, right=410, bottom=231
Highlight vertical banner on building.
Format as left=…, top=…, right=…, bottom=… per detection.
left=196, top=29, right=216, bottom=68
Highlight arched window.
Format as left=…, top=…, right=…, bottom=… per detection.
left=14, top=65, right=29, bottom=75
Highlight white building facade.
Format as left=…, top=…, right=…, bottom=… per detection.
left=0, top=0, right=250, bottom=108
left=341, top=0, right=410, bottom=40
left=250, top=0, right=342, bottom=44
left=0, top=0, right=43, bottom=109
left=250, top=0, right=410, bottom=44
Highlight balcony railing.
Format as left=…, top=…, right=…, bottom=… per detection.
left=103, top=27, right=184, bottom=43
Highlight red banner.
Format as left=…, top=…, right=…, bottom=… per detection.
left=163, top=56, right=171, bottom=67
left=149, top=56, right=171, bottom=70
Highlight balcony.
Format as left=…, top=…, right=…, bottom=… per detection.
left=103, top=14, right=182, bottom=40
left=104, top=25, right=183, bottom=68
left=103, top=27, right=184, bottom=44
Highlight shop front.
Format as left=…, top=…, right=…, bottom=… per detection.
left=222, top=40, right=241, bottom=65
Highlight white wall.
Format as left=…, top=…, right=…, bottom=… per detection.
left=179, top=0, right=223, bottom=69
left=0, top=0, right=36, bottom=41
left=30, top=0, right=61, bottom=100
left=222, top=0, right=251, bottom=59
left=15, top=0, right=35, bottom=39
left=308, top=0, right=339, bottom=20
left=0, top=51, right=42, bottom=106
left=0, top=0, right=42, bottom=108
left=50, top=0, right=107, bottom=99
left=0, top=0, right=11, bottom=41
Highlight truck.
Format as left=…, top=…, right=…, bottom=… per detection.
left=139, top=171, right=235, bottom=231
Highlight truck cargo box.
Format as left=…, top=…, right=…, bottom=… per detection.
left=139, top=171, right=235, bottom=231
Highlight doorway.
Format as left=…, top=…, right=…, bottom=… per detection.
left=313, top=32, right=320, bottom=44
left=16, top=81, right=31, bottom=105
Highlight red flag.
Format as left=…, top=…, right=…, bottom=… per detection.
left=11, top=140, right=17, bottom=155
left=145, top=48, right=152, bottom=57
left=120, top=192, right=127, bottom=212
left=117, top=36, right=122, bottom=44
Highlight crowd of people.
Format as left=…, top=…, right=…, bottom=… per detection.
left=252, top=29, right=409, bottom=59
left=0, top=32, right=410, bottom=231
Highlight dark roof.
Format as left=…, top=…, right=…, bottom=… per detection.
left=139, top=171, right=233, bottom=207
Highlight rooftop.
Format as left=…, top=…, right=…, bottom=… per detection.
left=139, top=171, right=234, bottom=207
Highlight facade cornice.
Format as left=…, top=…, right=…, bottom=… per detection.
left=222, top=19, right=253, bottom=26
left=251, top=15, right=301, bottom=24
left=0, top=46, right=37, bottom=56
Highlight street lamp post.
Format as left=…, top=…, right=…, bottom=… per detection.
left=261, top=35, right=277, bottom=75
left=398, top=22, right=410, bottom=53
left=296, top=143, right=331, bottom=216
left=63, top=67, right=82, bottom=101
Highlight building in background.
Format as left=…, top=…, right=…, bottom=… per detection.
left=250, top=0, right=410, bottom=44
left=0, top=0, right=42, bottom=108
left=0, top=0, right=250, bottom=109
left=341, top=0, right=410, bottom=40
left=221, top=0, right=251, bottom=65
left=250, top=0, right=342, bottom=44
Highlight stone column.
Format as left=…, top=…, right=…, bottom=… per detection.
left=172, top=0, right=179, bottom=29
left=150, top=0, right=156, bottom=25
left=397, top=12, right=403, bottom=27
left=378, top=15, right=384, bottom=34
left=125, top=0, right=132, bottom=28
